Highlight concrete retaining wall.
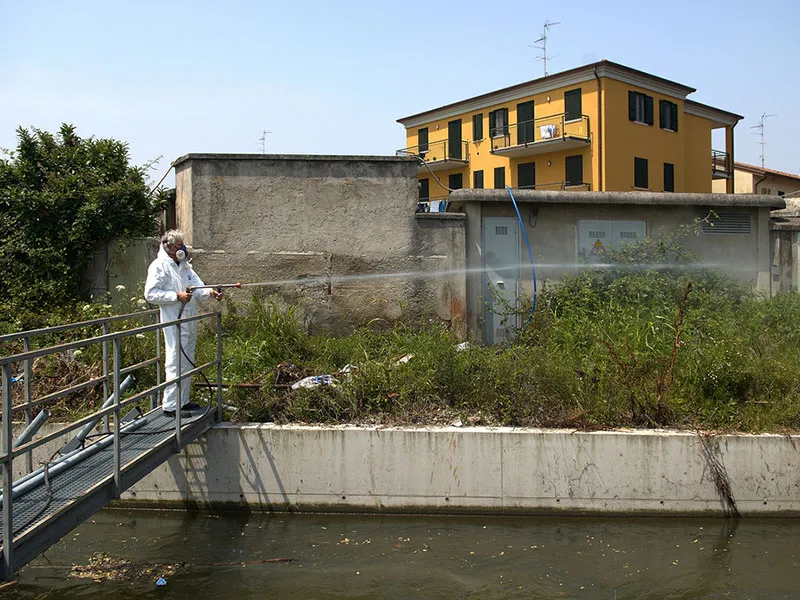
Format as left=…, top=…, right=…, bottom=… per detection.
left=114, top=424, right=800, bottom=517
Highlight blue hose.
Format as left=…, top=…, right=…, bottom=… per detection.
left=505, top=186, right=536, bottom=330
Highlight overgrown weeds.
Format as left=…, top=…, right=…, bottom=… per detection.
left=5, top=231, right=800, bottom=432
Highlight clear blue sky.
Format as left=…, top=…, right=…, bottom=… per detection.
left=1, top=0, right=797, bottom=186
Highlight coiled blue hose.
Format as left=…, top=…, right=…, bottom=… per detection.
left=505, top=186, right=537, bottom=330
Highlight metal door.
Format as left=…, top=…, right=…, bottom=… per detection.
left=483, top=217, right=520, bottom=344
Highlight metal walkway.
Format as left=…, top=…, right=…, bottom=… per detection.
left=0, top=310, right=224, bottom=579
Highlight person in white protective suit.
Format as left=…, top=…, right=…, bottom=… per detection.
left=144, top=230, right=223, bottom=417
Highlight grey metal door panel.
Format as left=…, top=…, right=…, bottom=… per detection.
left=483, top=217, right=520, bottom=345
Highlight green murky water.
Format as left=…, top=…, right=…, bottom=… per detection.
left=5, top=509, right=799, bottom=599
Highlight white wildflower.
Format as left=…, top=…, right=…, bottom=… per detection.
left=115, top=285, right=126, bottom=292
left=136, top=298, right=148, bottom=309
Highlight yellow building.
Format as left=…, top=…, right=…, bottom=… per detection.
left=397, top=60, right=742, bottom=209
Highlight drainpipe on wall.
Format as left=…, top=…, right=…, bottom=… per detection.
left=593, top=68, right=604, bottom=192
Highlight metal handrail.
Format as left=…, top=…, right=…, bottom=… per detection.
left=0, top=310, right=159, bottom=344
left=397, top=139, right=470, bottom=162
left=491, top=113, right=590, bottom=152
left=0, top=310, right=224, bottom=575
left=0, top=309, right=160, bottom=474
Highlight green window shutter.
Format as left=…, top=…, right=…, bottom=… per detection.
left=628, top=91, right=637, bottom=121
left=565, top=89, right=582, bottom=121
left=494, top=167, right=505, bottom=189
left=449, top=173, right=463, bottom=190
left=566, top=155, right=583, bottom=186
left=419, top=178, right=429, bottom=200
left=671, top=103, right=678, bottom=132
left=473, top=113, right=483, bottom=140
left=418, top=128, right=428, bottom=153
left=518, top=162, right=536, bottom=188
left=502, top=108, right=509, bottom=135
left=659, top=100, right=666, bottom=128
left=473, top=170, right=484, bottom=189
left=635, top=157, right=648, bottom=189
left=645, top=96, right=654, bottom=125
left=489, top=110, right=496, bottom=137
left=664, top=163, right=674, bottom=192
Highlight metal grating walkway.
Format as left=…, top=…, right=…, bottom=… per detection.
left=0, top=407, right=216, bottom=578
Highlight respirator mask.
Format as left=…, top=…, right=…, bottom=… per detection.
left=165, top=241, right=189, bottom=261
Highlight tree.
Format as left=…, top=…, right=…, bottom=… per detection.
left=0, top=124, right=163, bottom=316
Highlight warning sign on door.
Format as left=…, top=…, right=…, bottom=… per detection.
left=591, top=238, right=605, bottom=255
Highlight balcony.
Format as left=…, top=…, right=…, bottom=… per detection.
left=397, top=139, right=469, bottom=173
left=416, top=195, right=449, bottom=213
left=490, top=113, right=590, bottom=157
left=712, top=149, right=731, bottom=179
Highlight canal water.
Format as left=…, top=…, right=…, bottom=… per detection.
left=5, top=509, right=798, bottom=599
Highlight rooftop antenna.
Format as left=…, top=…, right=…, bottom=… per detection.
left=258, top=130, right=272, bottom=154
left=529, top=20, right=560, bottom=77
left=749, top=113, right=776, bottom=168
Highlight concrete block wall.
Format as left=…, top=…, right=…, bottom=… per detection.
left=173, top=154, right=467, bottom=335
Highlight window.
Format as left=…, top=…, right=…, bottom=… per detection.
left=473, top=170, right=484, bottom=189
left=473, top=113, right=483, bottom=141
left=664, top=162, right=674, bottom=192
left=489, top=108, right=509, bottom=137
left=659, top=100, right=679, bottom=132
left=565, top=89, right=582, bottom=121
left=628, top=91, right=654, bottom=125
left=449, top=173, right=463, bottom=190
left=494, top=167, right=505, bottom=189
left=634, top=157, right=648, bottom=189
left=517, top=101, right=535, bottom=144
left=518, top=162, right=536, bottom=189
left=419, top=178, right=429, bottom=201
left=418, top=127, right=429, bottom=153
left=565, top=155, right=583, bottom=187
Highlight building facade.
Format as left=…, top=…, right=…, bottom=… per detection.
left=398, top=60, right=741, bottom=209
left=712, top=162, right=800, bottom=197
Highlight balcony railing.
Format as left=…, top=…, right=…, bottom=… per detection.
left=490, top=113, right=590, bottom=157
left=516, top=181, right=591, bottom=191
left=397, top=139, right=469, bottom=173
left=712, top=150, right=731, bottom=179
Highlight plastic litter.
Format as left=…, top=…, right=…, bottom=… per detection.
left=455, top=342, right=472, bottom=352
left=393, top=354, right=414, bottom=366
left=291, top=375, right=339, bottom=389
left=156, top=577, right=167, bottom=586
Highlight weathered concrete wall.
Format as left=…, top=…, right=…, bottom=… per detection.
left=172, top=154, right=467, bottom=335
left=453, top=190, right=780, bottom=340
left=116, top=424, right=800, bottom=516
left=81, top=237, right=159, bottom=305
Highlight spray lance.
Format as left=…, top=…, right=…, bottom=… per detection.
left=178, top=282, right=242, bottom=318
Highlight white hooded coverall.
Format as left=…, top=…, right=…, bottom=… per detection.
left=144, top=245, right=212, bottom=411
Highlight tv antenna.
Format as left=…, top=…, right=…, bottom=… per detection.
left=749, top=113, right=776, bottom=168
left=258, top=130, right=272, bottom=154
left=529, top=20, right=560, bottom=77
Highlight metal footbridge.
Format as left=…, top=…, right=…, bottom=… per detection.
left=0, top=310, right=224, bottom=579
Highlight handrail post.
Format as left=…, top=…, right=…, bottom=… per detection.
left=2, top=364, right=14, bottom=576
left=22, top=336, right=32, bottom=474
left=216, top=313, right=223, bottom=422
left=112, top=337, right=121, bottom=499
left=153, top=314, right=162, bottom=411
left=102, top=321, right=110, bottom=433
left=175, top=321, right=182, bottom=450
